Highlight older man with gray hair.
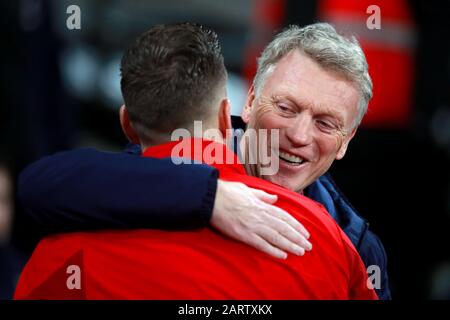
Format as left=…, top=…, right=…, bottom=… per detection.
left=239, top=23, right=389, bottom=299
left=18, top=23, right=391, bottom=299
left=241, top=23, right=373, bottom=189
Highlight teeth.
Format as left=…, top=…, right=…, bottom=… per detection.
left=279, top=151, right=304, bottom=164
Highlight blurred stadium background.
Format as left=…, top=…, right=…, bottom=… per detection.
left=0, top=0, right=449, bottom=299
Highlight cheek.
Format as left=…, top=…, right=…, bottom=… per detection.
left=317, top=135, right=343, bottom=161
left=256, top=114, right=281, bottom=151
left=259, top=115, right=277, bottom=130
left=253, top=111, right=281, bottom=131
left=257, top=110, right=292, bottom=131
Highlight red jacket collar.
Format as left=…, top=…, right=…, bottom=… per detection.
left=142, top=138, right=246, bottom=175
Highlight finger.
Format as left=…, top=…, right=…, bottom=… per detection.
left=256, top=225, right=306, bottom=256
left=243, top=233, right=288, bottom=259
left=267, top=205, right=310, bottom=239
left=249, top=188, right=278, bottom=204
left=262, top=213, right=313, bottom=251
left=249, top=188, right=310, bottom=240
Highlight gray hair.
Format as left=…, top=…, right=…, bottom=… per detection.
left=253, top=23, right=372, bottom=128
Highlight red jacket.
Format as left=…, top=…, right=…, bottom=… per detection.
left=14, top=139, right=377, bottom=299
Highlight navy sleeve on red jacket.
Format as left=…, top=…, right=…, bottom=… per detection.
left=18, top=148, right=218, bottom=234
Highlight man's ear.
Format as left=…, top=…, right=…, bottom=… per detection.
left=241, top=85, right=256, bottom=124
left=218, top=99, right=232, bottom=137
left=336, top=127, right=357, bottom=160
left=119, top=105, right=140, bottom=144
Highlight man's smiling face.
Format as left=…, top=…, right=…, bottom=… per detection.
left=242, top=50, right=361, bottom=192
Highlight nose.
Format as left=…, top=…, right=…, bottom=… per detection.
left=285, top=113, right=313, bottom=146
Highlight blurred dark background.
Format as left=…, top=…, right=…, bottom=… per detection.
left=0, top=0, right=449, bottom=299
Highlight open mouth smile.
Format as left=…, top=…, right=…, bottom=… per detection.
left=279, top=151, right=305, bottom=166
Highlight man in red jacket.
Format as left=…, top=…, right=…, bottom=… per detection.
left=14, top=22, right=377, bottom=299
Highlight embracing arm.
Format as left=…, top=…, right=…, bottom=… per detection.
left=18, top=148, right=311, bottom=258
left=18, top=148, right=217, bottom=232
